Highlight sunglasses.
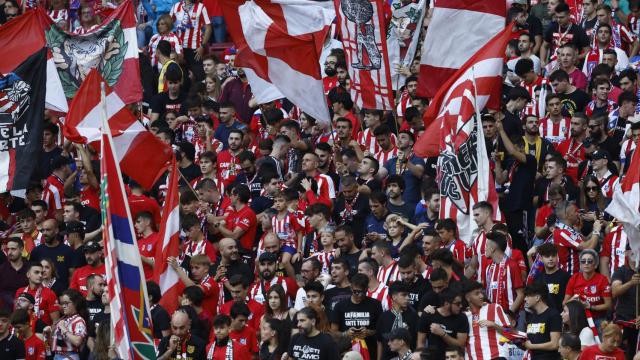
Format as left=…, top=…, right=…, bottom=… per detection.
left=586, top=186, right=599, bottom=191
left=580, top=259, right=595, bottom=264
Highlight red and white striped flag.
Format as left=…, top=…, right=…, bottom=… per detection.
left=153, top=157, right=183, bottom=314
left=221, top=0, right=334, bottom=127
left=63, top=68, right=172, bottom=190
left=606, top=140, right=640, bottom=265
left=414, top=24, right=514, bottom=243
left=417, top=0, right=505, bottom=98
left=333, top=0, right=394, bottom=110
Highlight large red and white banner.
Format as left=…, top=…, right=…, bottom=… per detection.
left=417, top=0, right=505, bottom=98
left=415, top=24, right=514, bottom=243
left=221, top=0, right=334, bottom=126
left=334, top=0, right=394, bottom=110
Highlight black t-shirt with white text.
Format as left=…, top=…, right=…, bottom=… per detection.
left=403, top=276, right=429, bottom=310
left=418, top=310, right=469, bottom=359
left=331, top=297, right=383, bottom=359
left=526, top=307, right=562, bottom=360
left=288, top=332, right=340, bottom=360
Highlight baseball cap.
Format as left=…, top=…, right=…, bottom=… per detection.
left=384, top=327, right=411, bottom=343
left=258, top=251, right=278, bottom=263
left=17, top=292, right=35, bottom=304
left=592, top=150, right=610, bottom=161
left=83, top=240, right=102, bottom=253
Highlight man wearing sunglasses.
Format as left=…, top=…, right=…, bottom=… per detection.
left=563, top=249, right=612, bottom=328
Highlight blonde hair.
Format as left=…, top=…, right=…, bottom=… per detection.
left=384, top=214, right=406, bottom=229
left=599, top=321, right=622, bottom=339
left=157, top=14, right=174, bottom=33
left=190, top=254, right=211, bottom=267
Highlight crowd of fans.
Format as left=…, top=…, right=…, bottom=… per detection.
left=2, top=0, right=640, bottom=359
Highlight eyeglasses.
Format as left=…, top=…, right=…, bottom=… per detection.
left=586, top=186, right=599, bottom=192
left=580, top=259, right=595, bottom=264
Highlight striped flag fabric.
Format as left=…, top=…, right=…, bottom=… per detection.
left=414, top=24, right=514, bottom=243
left=63, top=68, right=172, bottom=189
left=417, top=0, right=505, bottom=98
left=100, top=103, right=156, bottom=360
left=333, top=0, right=394, bottom=110
left=606, top=142, right=640, bottom=266
left=153, top=157, right=184, bottom=314
left=0, top=8, right=67, bottom=113
left=387, top=0, right=427, bottom=90
left=42, top=0, right=142, bottom=103
left=220, top=0, right=334, bottom=127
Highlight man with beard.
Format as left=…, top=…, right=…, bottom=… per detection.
left=299, top=151, right=335, bottom=208
left=587, top=115, right=621, bottom=166
left=416, top=288, right=469, bottom=359
left=556, top=113, right=588, bottom=182
left=396, top=76, right=418, bottom=123
left=549, top=70, right=590, bottom=116
left=84, top=274, right=105, bottom=321
left=219, top=68, right=253, bottom=123
left=385, top=175, right=414, bottom=220
left=285, top=307, right=339, bottom=360
left=331, top=274, right=382, bottom=360
left=314, top=142, right=340, bottom=189
left=375, top=282, right=418, bottom=359
left=257, top=134, right=290, bottom=180
left=247, top=252, right=297, bottom=305
left=507, top=32, right=542, bottom=81
left=280, top=120, right=308, bottom=178
left=0, top=238, right=28, bottom=310
left=335, top=225, right=363, bottom=274
left=380, top=131, right=424, bottom=208
left=211, top=238, right=254, bottom=302
left=15, top=262, right=60, bottom=326
left=215, top=105, right=247, bottom=151
left=332, top=175, right=369, bottom=242
left=322, top=53, right=340, bottom=94
left=69, top=241, right=106, bottom=297
left=365, top=192, right=391, bottom=246
left=531, top=243, right=570, bottom=311
left=304, top=203, right=332, bottom=257
left=30, top=219, right=74, bottom=290
left=356, top=155, right=382, bottom=195
left=335, top=61, right=350, bottom=90
left=294, top=258, right=325, bottom=310
left=357, top=109, right=396, bottom=155
left=420, top=230, right=442, bottom=279
left=157, top=310, right=207, bottom=360
left=397, top=255, right=429, bottom=310
left=467, top=202, right=497, bottom=280
left=232, top=151, right=263, bottom=197
left=413, top=187, right=440, bottom=228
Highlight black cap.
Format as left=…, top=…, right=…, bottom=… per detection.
left=592, top=150, right=610, bottom=161
left=51, top=156, right=73, bottom=170
left=17, top=292, right=35, bottom=304
left=258, top=251, right=278, bottom=263
left=83, top=240, right=102, bottom=253
left=384, top=327, right=411, bottom=343
left=63, top=221, right=85, bottom=235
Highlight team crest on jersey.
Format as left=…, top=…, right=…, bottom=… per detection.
left=590, top=285, right=597, bottom=293
left=0, top=72, right=31, bottom=125
left=28, top=346, right=34, bottom=355
left=187, top=345, right=195, bottom=354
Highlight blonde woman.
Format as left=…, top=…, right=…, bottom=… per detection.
left=579, top=321, right=625, bottom=359
left=148, top=14, right=183, bottom=69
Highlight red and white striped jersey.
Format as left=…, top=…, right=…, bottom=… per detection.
left=52, top=314, right=87, bottom=353
left=520, top=77, right=549, bottom=117
left=620, top=138, right=636, bottom=169
left=191, top=175, right=225, bottom=195
left=272, top=211, right=302, bottom=249
left=47, top=9, right=69, bottom=27
left=465, top=303, right=509, bottom=360
left=600, top=224, right=627, bottom=276
left=630, top=15, right=640, bottom=36
left=552, top=223, right=584, bottom=276
left=148, top=33, right=183, bottom=67
left=304, top=173, right=335, bottom=207
left=442, top=239, right=469, bottom=265
left=595, top=170, right=619, bottom=198
left=42, top=174, right=65, bottom=218
left=538, top=116, right=570, bottom=145
left=311, top=249, right=336, bottom=274
left=585, top=99, right=617, bottom=118
left=377, top=261, right=400, bottom=285
left=367, top=282, right=391, bottom=311
left=357, top=128, right=396, bottom=155
left=248, top=276, right=289, bottom=305
left=170, top=1, right=211, bottom=49
left=374, top=146, right=399, bottom=167
left=194, top=137, right=223, bottom=163
left=484, top=258, right=524, bottom=312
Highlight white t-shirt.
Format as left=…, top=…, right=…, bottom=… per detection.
left=579, top=327, right=598, bottom=348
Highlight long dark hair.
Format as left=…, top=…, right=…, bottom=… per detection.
left=565, top=300, right=589, bottom=336
left=263, top=318, right=290, bottom=360
left=61, top=289, right=90, bottom=323
left=579, top=174, right=607, bottom=212
left=265, top=285, right=288, bottom=318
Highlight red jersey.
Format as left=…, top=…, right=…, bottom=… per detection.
left=205, top=339, right=250, bottom=360
left=229, top=205, right=257, bottom=251
left=535, top=204, right=554, bottom=228
left=195, top=137, right=224, bottom=163
left=341, top=112, right=361, bottom=139
left=199, top=275, right=220, bottom=317
left=555, top=138, right=585, bottom=183
left=138, top=232, right=159, bottom=280
left=466, top=303, right=509, bottom=360
left=183, top=239, right=218, bottom=263
left=552, top=223, right=584, bottom=276
left=42, top=174, right=65, bottom=218
left=170, top=1, right=211, bottom=49
left=595, top=170, right=619, bottom=199
left=216, top=150, right=242, bottom=186
left=520, top=77, right=549, bottom=117
left=396, top=91, right=412, bottom=117
left=15, top=285, right=59, bottom=325
left=69, top=264, right=106, bottom=297
left=539, top=116, right=570, bottom=145
left=23, top=334, right=46, bottom=360
left=272, top=211, right=302, bottom=250
left=357, top=128, right=397, bottom=155
left=579, top=344, right=625, bottom=360
left=219, top=299, right=264, bottom=331
left=248, top=276, right=298, bottom=305
left=80, top=185, right=100, bottom=211
left=600, top=225, right=628, bottom=276
left=442, top=239, right=468, bottom=265
left=304, top=173, right=336, bottom=208
left=230, top=326, right=259, bottom=354
left=484, top=257, right=524, bottom=312
left=128, top=194, right=161, bottom=226
left=323, top=76, right=338, bottom=94
left=21, top=229, right=43, bottom=254
left=565, top=272, right=611, bottom=319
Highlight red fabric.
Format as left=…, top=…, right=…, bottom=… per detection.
left=229, top=205, right=257, bottom=251
left=69, top=263, right=106, bottom=297
left=128, top=194, right=161, bottom=226
left=205, top=339, right=250, bottom=360
left=200, top=276, right=220, bottom=317
left=219, top=299, right=264, bottom=331
left=535, top=205, right=554, bottom=228
left=80, top=186, right=100, bottom=211
left=137, top=232, right=159, bottom=281
left=15, top=285, right=60, bottom=325
left=230, top=325, right=259, bottom=354
left=202, top=0, right=222, bottom=16
left=579, top=345, right=625, bottom=360
left=555, top=138, right=585, bottom=183
left=565, top=272, right=611, bottom=319
left=552, top=227, right=583, bottom=275
left=23, top=334, right=46, bottom=360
